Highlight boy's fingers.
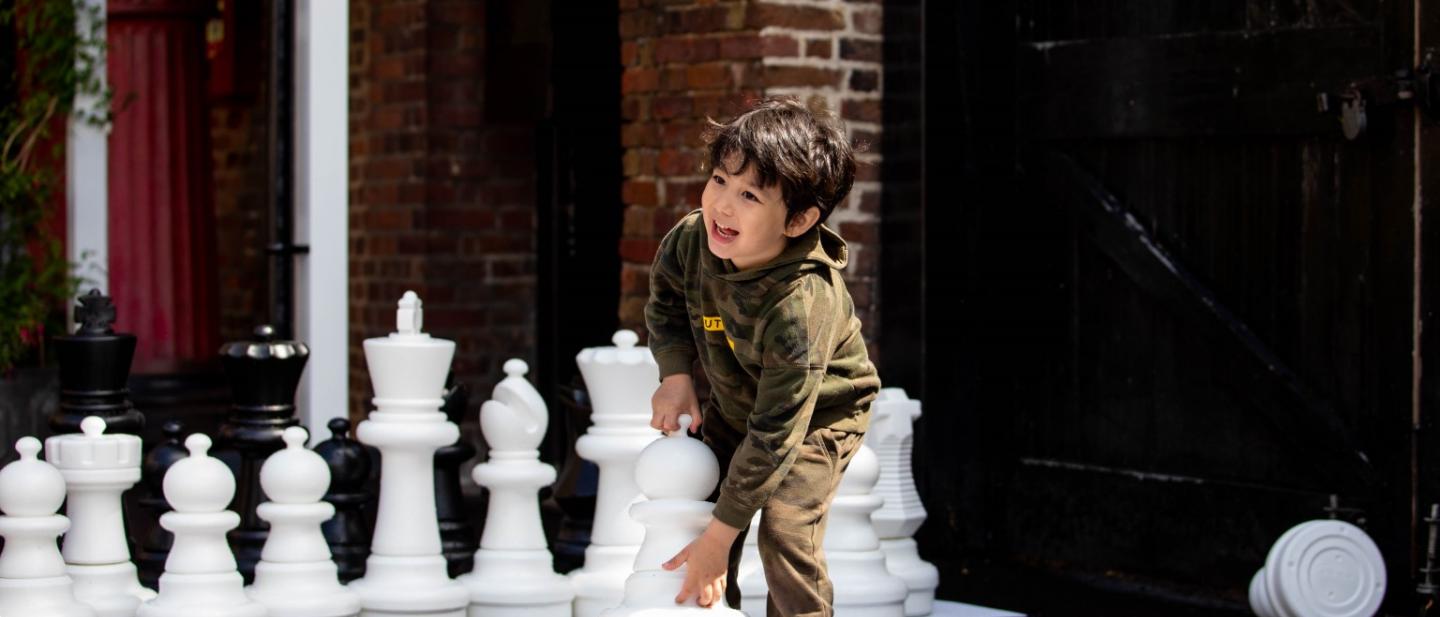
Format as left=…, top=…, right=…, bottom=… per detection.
left=687, top=408, right=703, bottom=432
left=698, top=583, right=714, bottom=608
left=662, top=547, right=688, bottom=570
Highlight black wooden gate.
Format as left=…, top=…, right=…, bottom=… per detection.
left=914, top=1, right=1438, bottom=615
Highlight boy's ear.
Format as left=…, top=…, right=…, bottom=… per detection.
left=784, top=206, right=821, bottom=238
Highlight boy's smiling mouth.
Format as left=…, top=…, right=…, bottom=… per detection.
left=712, top=220, right=739, bottom=242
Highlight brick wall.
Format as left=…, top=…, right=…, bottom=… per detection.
left=616, top=0, right=886, bottom=368
left=348, top=0, right=540, bottom=422
left=210, top=101, right=269, bottom=346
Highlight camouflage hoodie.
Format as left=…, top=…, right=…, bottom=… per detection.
left=645, top=208, right=882, bottom=529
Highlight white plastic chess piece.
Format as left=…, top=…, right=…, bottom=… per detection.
left=736, top=511, right=767, bottom=610
left=827, top=444, right=908, bottom=617
left=459, top=358, right=574, bottom=617
left=601, top=415, right=743, bottom=617
left=0, top=436, right=96, bottom=617
left=247, top=426, right=362, bottom=616
left=348, top=291, right=470, bottom=617
left=571, top=330, right=664, bottom=617
left=46, top=416, right=156, bottom=616
left=138, top=434, right=264, bottom=617
left=1248, top=519, right=1385, bottom=617
left=870, top=389, right=940, bottom=616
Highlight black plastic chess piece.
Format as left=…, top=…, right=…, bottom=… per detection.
left=215, top=325, right=307, bottom=583
left=135, top=419, right=187, bottom=588
left=549, top=375, right=598, bottom=572
left=315, top=417, right=373, bottom=583
left=435, top=373, right=479, bottom=577
left=50, top=289, right=145, bottom=435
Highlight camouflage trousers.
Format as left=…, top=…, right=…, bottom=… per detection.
left=702, top=409, right=865, bottom=617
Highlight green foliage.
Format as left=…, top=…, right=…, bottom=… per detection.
left=0, top=0, right=109, bottom=373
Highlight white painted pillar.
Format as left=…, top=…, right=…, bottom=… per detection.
left=67, top=0, right=108, bottom=299
left=293, top=0, right=350, bottom=438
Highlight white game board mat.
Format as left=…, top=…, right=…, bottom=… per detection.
left=932, top=599, right=1026, bottom=617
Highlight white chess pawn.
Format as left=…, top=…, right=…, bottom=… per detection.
left=736, top=511, right=766, bottom=610
left=571, top=330, right=664, bottom=617
left=0, top=436, right=96, bottom=617
left=602, top=414, right=743, bottom=617
left=460, top=359, right=574, bottom=617
left=826, top=444, right=908, bottom=617
left=870, top=389, right=939, bottom=616
left=348, top=291, right=469, bottom=617
left=247, top=426, right=362, bottom=617
left=45, top=416, right=156, bottom=616
left=138, top=434, right=264, bottom=617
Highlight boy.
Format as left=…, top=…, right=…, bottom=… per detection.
left=645, top=97, right=882, bottom=616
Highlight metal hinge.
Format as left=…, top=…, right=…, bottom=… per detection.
left=1317, top=55, right=1440, bottom=139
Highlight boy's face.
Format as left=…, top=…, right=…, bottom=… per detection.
left=701, top=155, right=815, bottom=270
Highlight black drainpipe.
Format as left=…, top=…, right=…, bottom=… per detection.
left=266, top=0, right=305, bottom=338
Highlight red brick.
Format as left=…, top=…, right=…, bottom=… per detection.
left=658, top=149, right=701, bottom=176
left=429, top=207, right=496, bottom=229
left=852, top=8, right=882, bottom=34
left=805, top=39, right=832, bottom=59
left=622, top=122, right=660, bottom=147
left=621, top=41, right=638, bottom=66
left=849, top=69, right=879, bottom=92
left=622, top=67, right=659, bottom=94
left=620, top=238, right=662, bottom=263
left=665, top=179, right=706, bottom=207
left=840, top=38, right=881, bottom=62
left=746, top=3, right=844, bottom=30
left=662, top=5, right=744, bottom=34
left=624, top=207, right=655, bottom=238
left=623, top=179, right=659, bottom=207
left=661, top=122, right=703, bottom=146
left=655, top=36, right=719, bottom=64
left=499, top=208, right=532, bottom=230
left=620, top=11, right=659, bottom=39
left=760, top=66, right=842, bottom=88
left=660, top=66, right=689, bottom=91
left=841, top=99, right=881, bottom=123
left=856, top=189, right=880, bottom=214
left=652, top=95, right=693, bottom=119
left=622, top=96, right=649, bottom=121
left=623, top=149, right=658, bottom=176
left=717, top=34, right=798, bottom=60
left=686, top=63, right=732, bottom=89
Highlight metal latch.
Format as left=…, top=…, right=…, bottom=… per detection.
left=1317, top=58, right=1440, bottom=139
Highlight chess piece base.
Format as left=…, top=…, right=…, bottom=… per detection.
left=349, top=554, right=469, bottom=617
left=0, top=575, right=97, bottom=617
left=830, top=551, right=908, bottom=617
left=880, top=538, right=939, bottom=617
left=70, top=561, right=157, bottom=617
left=599, top=571, right=746, bottom=616
left=461, top=548, right=574, bottom=617
left=138, top=571, right=266, bottom=617
left=571, top=544, right=639, bottom=617
left=249, top=560, right=362, bottom=617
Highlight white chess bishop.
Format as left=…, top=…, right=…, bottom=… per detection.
left=138, top=433, right=264, bottom=617
left=601, top=415, right=744, bottom=617
left=45, top=416, right=157, bottom=617
left=0, top=436, right=96, bottom=617
left=458, top=358, right=574, bottom=617
left=870, top=389, right=939, bottom=616
left=247, top=426, right=362, bottom=617
left=570, top=330, right=664, bottom=617
left=348, top=291, right=470, bottom=617
left=826, top=444, right=909, bottom=617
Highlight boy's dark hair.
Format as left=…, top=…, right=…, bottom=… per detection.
left=702, top=97, right=856, bottom=226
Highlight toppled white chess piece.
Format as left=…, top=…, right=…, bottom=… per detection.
left=247, top=426, right=361, bottom=617
left=870, top=389, right=939, bottom=616
left=348, top=291, right=469, bottom=617
left=460, top=358, right=574, bottom=617
left=46, top=416, right=156, bottom=617
left=601, top=415, right=742, bottom=617
left=571, top=330, right=663, bottom=617
left=0, top=436, right=96, bottom=617
left=138, top=434, right=264, bottom=617
left=826, top=444, right=908, bottom=617
left=1249, top=519, right=1385, bottom=617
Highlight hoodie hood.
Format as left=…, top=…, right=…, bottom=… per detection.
left=694, top=208, right=849, bottom=283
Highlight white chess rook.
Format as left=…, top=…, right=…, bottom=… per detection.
left=0, top=436, right=96, bottom=617
left=46, top=416, right=157, bottom=617
left=570, top=330, right=664, bottom=617
left=460, top=358, right=574, bottom=617
left=870, top=389, right=939, bottom=616
left=247, top=426, right=362, bottom=617
left=347, top=291, right=469, bottom=617
left=601, top=415, right=744, bottom=617
left=827, top=444, right=909, bottom=617
left=138, top=434, right=264, bottom=617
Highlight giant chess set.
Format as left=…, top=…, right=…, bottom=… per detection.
left=5, top=289, right=1384, bottom=617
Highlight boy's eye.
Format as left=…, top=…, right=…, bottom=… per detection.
left=711, top=175, right=725, bottom=185
left=742, top=191, right=760, bottom=203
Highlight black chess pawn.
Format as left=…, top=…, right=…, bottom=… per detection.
left=549, top=375, right=599, bottom=572
left=435, top=373, right=479, bottom=577
left=50, top=289, right=145, bottom=435
left=315, top=417, right=373, bottom=582
left=135, top=419, right=187, bottom=588
left=215, top=325, right=307, bottom=583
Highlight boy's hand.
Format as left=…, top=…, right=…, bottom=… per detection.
left=663, top=519, right=740, bottom=608
left=652, top=374, right=701, bottom=434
